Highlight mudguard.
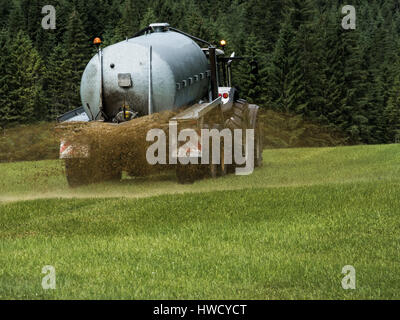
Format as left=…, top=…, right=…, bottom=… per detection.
left=247, top=104, right=260, bottom=129
left=57, top=107, right=90, bottom=123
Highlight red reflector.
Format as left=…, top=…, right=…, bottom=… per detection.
left=223, top=93, right=229, bottom=99
left=218, top=93, right=222, bottom=97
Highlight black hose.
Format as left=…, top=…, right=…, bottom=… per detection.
left=131, top=26, right=152, bottom=39
left=169, top=27, right=213, bottom=47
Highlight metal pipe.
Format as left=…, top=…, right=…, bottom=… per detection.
left=227, top=64, right=232, bottom=87
left=169, top=27, right=212, bottom=47
left=131, top=26, right=151, bottom=39
left=148, top=45, right=153, bottom=115
left=98, top=47, right=105, bottom=120
left=209, top=47, right=218, bottom=100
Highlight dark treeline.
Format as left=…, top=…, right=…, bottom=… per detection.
left=0, top=0, right=400, bottom=144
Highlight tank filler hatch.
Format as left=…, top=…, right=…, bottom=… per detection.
left=149, top=23, right=170, bottom=32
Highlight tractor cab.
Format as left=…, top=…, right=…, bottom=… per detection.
left=202, top=40, right=258, bottom=111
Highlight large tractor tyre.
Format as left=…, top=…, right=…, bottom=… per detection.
left=176, top=164, right=197, bottom=184
left=209, top=124, right=229, bottom=178
left=65, top=158, right=122, bottom=188
left=219, top=144, right=229, bottom=176
left=102, top=166, right=123, bottom=182
left=225, top=101, right=249, bottom=173
left=103, top=158, right=123, bottom=182
left=210, top=163, right=218, bottom=179
left=254, top=120, right=264, bottom=168
left=211, top=143, right=228, bottom=177
left=225, top=100, right=249, bottom=132
left=65, top=158, right=93, bottom=188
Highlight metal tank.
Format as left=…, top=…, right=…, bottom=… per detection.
left=80, top=23, right=210, bottom=121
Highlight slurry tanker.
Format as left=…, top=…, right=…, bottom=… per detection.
left=58, top=23, right=263, bottom=186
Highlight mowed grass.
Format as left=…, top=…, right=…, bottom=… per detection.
left=0, top=144, right=400, bottom=299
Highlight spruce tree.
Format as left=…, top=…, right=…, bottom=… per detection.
left=360, top=6, right=399, bottom=143
left=63, top=9, right=91, bottom=110
left=215, top=0, right=247, bottom=54
left=0, top=29, right=10, bottom=126
left=0, top=0, right=12, bottom=29
left=180, top=0, right=214, bottom=41
left=19, top=0, right=45, bottom=44
left=285, top=0, right=317, bottom=117
left=2, top=31, right=45, bottom=124
left=7, top=1, right=24, bottom=34
left=65, top=9, right=91, bottom=74
left=245, top=0, right=283, bottom=52
left=268, top=0, right=316, bottom=115
left=268, top=19, right=293, bottom=112
left=234, top=33, right=267, bottom=105
left=152, top=0, right=176, bottom=26
left=384, top=74, right=400, bottom=143
left=322, top=7, right=367, bottom=142
left=113, top=0, right=148, bottom=41
left=139, top=7, right=157, bottom=30
left=45, top=44, right=77, bottom=118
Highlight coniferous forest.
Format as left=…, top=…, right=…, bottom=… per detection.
left=1, top=0, right=400, bottom=144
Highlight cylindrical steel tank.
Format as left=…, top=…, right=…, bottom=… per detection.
left=80, top=27, right=210, bottom=121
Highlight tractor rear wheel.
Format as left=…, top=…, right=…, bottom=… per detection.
left=65, top=158, right=122, bottom=188
left=65, top=159, right=92, bottom=187
left=254, top=121, right=263, bottom=168
left=176, top=164, right=198, bottom=184
left=210, top=143, right=228, bottom=178
left=225, top=101, right=249, bottom=173
left=209, top=124, right=229, bottom=178
left=225, top=100, right=249, bottom=131
left=219, top=144, right=228, bottom=176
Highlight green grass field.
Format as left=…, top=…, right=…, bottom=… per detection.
left=1, top=144, right=399, bottom=299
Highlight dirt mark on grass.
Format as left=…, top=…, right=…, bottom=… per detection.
left=0, top=178, right=376, bottom=204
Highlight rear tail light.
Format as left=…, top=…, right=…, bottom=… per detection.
left=223, top=93, right=229, bottom=99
